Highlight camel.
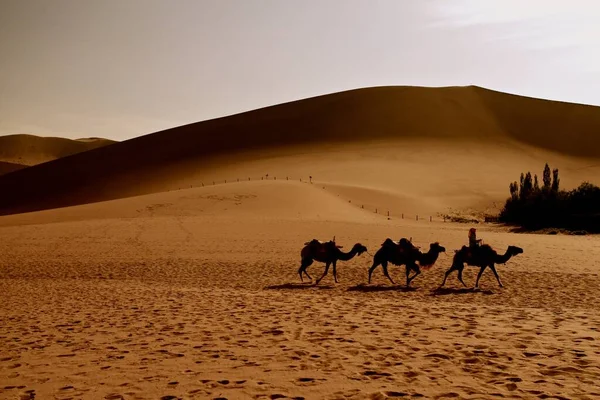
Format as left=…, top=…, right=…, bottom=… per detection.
left=299, top=238, right=367, bottom=285
left=368, top=238, right=446, bottom=287
left=439, top=244, right=524, bottom=288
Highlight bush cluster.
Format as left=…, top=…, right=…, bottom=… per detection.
left=499, top=163, right=600, bottom=232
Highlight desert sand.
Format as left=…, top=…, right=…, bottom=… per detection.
left=1, top=86, right=600, bottom=399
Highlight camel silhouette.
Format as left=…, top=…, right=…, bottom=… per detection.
left=299, top=238, right=367, bottom=285
left=439, top=244, right=524, bottom=288
left=368, top=238, right=446, bottom=287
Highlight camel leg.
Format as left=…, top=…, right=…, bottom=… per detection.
left=381, top=261, right=395, bottom=285
left=407, top=263, right=421, bottom=287
left=474, top=266, right=487, bottom=288
left=315, top=261, right=331, bottom=285
left=439, top=265, right=456, bottom=288
left=299, top=258, right=313, bottom=282
left=489, top=264, right=503, bottom=288
left=332, top=260, right=338, bottom=283
left=368, top=261, right=380, bottom=284
left=457, top=267, right=467, bottom=287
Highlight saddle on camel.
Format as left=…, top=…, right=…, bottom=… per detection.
left=303, top=238, right=343, bottom=258
left=382, top=237, right=420, bottom=258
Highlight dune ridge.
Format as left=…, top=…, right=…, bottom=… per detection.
left=1, top=85, right=600, bottom=216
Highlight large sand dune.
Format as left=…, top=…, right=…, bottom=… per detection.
left=0, top=134, right=116, bottom=167
left=1, top=86, right=600, bottom=217
left=1, top=180, right=599, bottom=399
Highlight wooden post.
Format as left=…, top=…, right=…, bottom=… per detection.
left=387, top=211, right=390, bottom=217
left=416, top=215, right=419, bottom=221
left=225, top=180, right=227, bottom=183
left=402, top=213, right=404, bottom=219
left=237, top=178, right=239, bottom=182
left=361, top=205, right=364, bottom=209
left=202, top=183, right=204, bottom=187
left=286, top=176, right=288, bottom=180
left=213, top=181, right=215, bottom=185
left=430, top=216, right=432, bottom=222
left=274, top=177, right=276, bottom=180
left=375, top=208, right=378, bottom=213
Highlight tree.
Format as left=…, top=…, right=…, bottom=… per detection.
left=534, top=174, right=540, bottom=192
left=521, top=172, right=533, bottom=199
left=543, top=163, right=551, bottom=191
left=509, top=181, right=519, bottom=200
left=552, top=168, right=560, bottom=193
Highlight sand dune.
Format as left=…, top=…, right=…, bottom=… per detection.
left=0, top=134, right=116, bottom=166
left=1, top=179, right=599, bottom=399
left=1, top=86, right=600, bottom=217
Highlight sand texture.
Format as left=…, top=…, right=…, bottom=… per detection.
left=1, top=180, right=599, bottom=400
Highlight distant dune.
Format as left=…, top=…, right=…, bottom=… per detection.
left=0, top=134, right=116, bottom=166
left=0, top=161, right=27, bottom=176
left=0, top=85, right=599, bottom=216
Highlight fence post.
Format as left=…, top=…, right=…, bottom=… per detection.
left=402, top=213, right=404, bottom=219
left=375, top=208, right=378, bottom=213
left=387, top=211, right=390, bottom=217
left=416, top=215, right=419, bottom=221
left=430, top=216, right=432, bottom=222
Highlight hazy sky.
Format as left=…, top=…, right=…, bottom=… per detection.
left=1, top=0, right=599, bottom=140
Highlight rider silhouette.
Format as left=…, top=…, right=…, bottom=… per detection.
left=468, top=228, right=482, bottom=253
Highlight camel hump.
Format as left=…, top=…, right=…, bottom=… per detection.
left=382, top=238, right=396, bottom=247
left=304, top=239, right=324, bottom=246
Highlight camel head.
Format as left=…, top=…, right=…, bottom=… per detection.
left=429, top=242, right=446, bottom=254
left=352, top=243, right=368, bottom=256
left=507, top=245, right=524, bottom=256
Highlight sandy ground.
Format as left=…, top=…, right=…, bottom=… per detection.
left=1, top=181, right=599, bottom=400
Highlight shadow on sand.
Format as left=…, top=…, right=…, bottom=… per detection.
left=347, top=284, right=418, bottom=293
left=264, top=283, right=334, bottom=290
left=431, top=287, right=494, bottom=296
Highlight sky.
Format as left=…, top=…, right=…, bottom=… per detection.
left=1, top=0, right=599, bottom=141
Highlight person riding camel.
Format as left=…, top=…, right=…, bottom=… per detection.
left=468, top=228, right=482, bottom=254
